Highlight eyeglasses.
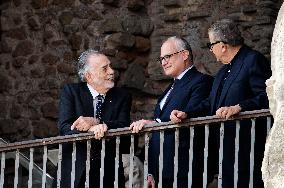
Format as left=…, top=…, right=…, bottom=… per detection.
left=207, top=41, right=227, bottom=50
left=157, top=50, right=184, bottom=64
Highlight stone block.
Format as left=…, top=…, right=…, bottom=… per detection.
left=73, top=5, right=102, bottom=20
left=6, top=27, right=27, bottom=40
left=41, top=53, right=59, bottom=65
left=41, top=102, right=58, bottom=119
left=122, top=15, right=153, bottom=36
left=99, top=18, right=123, bottom=34
left=12, top=40, right=34, bottom=57
left=119, top=62, right=145, bottom=90
left=68, top=34, right=83, bottom=50
left=27, top=17, right=40, bottom=31
left=10, top=103, right=23, bottom=119
left=32, top=119, right=59, bottom=138
left=59, top=11, right=73, bottom=25
left=0, top=74, right=12, bottom=93
left=127, top=0, right=145, bottom=11
left=109, top=57, right=128, bottom=70
left=57, top=63, right=76, bottom=74
left=12, top=57, right=26, bottom=68
left=135, top=36, right=151, bottom=52
left=105, top=33, right=136, bottom=49
left=52, top=0, right=75, bottom=7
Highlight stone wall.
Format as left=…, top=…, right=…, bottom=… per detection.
left=0, top=0, right=282, bottom=142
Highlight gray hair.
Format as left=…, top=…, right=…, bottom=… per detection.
left=164, top=36, right=193, bottom=62
left=77, top=49, right=102, bottom=82
left=208, top=19, right=244, bottom=46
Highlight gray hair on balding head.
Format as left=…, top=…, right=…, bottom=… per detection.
left=77, top=49, right=102, bottom=82
left=164, top=36, right=193, bottom=62
left=208, top=19, right=244, bottom=46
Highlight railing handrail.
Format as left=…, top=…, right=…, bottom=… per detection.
left=0, top=109, right=271, bottom=152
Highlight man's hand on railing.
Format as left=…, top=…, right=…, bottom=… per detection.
left=129, top=119, right=155, bottom=133
left=71, top=116, right=100, bottom=132
left=88, top=124, right=108, bottom=139
left=170, top=110, right=187, bottom=123
left=215, top=104, right=241, bottom=120
left=147, top=174, right=155, bottom=188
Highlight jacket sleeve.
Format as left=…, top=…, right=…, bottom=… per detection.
left=58, top=84, right=81, bottom=136
left=238, top=53, right=271, bottom=111
left=185, top=75, right=213, bottom=118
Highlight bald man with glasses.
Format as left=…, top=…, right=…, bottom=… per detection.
left=130, top=36, right=212, bottom=188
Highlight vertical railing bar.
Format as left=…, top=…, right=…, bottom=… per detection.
left=234, top=120, right=240, bottom=188
left=85, top=140, right=91, bottom=188
left=173, top=128, right=179, bottom=188
left=129, top=135, right=134, bottom=188
left=28, top=148, right=34, bottom=188
left=143, top=133, right=149, bottom=188
left=114, top=136, right=120, bottom=188
left=0, top=152, right=6, bottom=188
left=71, top=142, right=76, bottom=188
left=100, top=139, right=106, bottom=188
left=218, top=123, right=224, bottom=188
left=42, top=146, right=47, bottom=188
left=57, top=144, right=62, bottom=188
left=188, top=127, right=195, bottom=188
left=267, top=116, right=272, bottom=137
left=249, top=119, right=256, bottom=188
left=14, top=149, right=19, bottom=188
left=203, top=124, right=209, bottom=188
left=158, top=131, right=164, bottom=188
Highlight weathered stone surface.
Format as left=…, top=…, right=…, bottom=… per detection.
left=52, top=0, right=75, bottom=7
left=105, top=33, right=136, bottom=49
left=12, top=57, right=26, bottom=68
left=12, top=40, right=34, bottom=57
left=79, top=0, right=96, bottom=4
left=69, top=34, right=83, bottom=50
left=262, top=3, right=284, bottom=188
left=39, top=78, right=60, bottom=90
left=127, top=0, right=144, bottom=11
left=6, top=27, right=27, bottom=40
left=119, top=62, right=145, bottom=90
left=101, top=0, right=119, bottom=7
left=99, top=18, right=123, bottom=34
left=27, top=17, right=40, bottom=30
left=32, top=119, right=58, bottom=138
left=73, top=5, right=102, bottom=20
left=0, top=38, right=12, bottom=53
left=31, top=0, right=49, bottom=9
left=30, top=67, right=44, bottom=78
left=57, top=63, right=76, bottom=74
left=122, top=15, right=154, bottom=36
left=132, top=56, right=148, bottom=68
left=109, top=57, right=128, bottom=70
left=59, top=11, right=73, bottom=25
left=28, top=55, right=39, bottom=64
left=10, top=103, right=23, bottom=119
left=0, top=73, right=12, bottom=93
left=0, top=101, right=9, bottom=118
left=0, top=119, right=18, bottom=134
left=164, top=0, right=182, bottom=7
left=41, top=102, right=58, bottom=119
left=147, top=60, right=169, bottom=80
left=135, top=36, right=151, bottom=52
left=41, top=53, right=59, bottom=65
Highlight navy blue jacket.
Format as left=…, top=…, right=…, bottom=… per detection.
left=57, top=83, right=132, bottom=188
left=149, top=67, right=213, bottom=182
left=186, top=46, right=271, bottom=188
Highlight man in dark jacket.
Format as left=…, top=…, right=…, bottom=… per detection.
left=171, top=19, right=271, bottom=188
left=130, top=36, right=213, bottom=188
left=57, top=49, right=132, bottom=188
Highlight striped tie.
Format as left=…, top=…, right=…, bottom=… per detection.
left=95, top=94, right=104, bottom=122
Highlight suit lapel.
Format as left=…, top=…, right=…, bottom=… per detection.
left=80, top=83, right=94, bottom=117
left=217, top=48, right=246, bottom=107
left=101, top=89, right=114, bottom=122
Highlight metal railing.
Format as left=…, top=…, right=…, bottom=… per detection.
left=0, top=109, right=272, bottom=188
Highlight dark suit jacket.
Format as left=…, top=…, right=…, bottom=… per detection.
left=186, top=46, right=271, bottom=187
left=58, top=82, right=132, bottom=188
left=148, top=67, right=213, bottom=183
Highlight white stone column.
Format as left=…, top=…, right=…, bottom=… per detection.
left=262, top=2, right=284, bottom=188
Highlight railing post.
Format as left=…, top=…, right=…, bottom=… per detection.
left=173, top=128, right=179, bottom=188
left=14, top=150, right=19, bottom=188
left=203, top=124, right=209, bottom=188
left=129, top=135, right=134, bottom=188
left=71, top=142, right=76, bottom=188
left=28, top=148, right=34, bottom=188
left=85, top=140, right=91, bottom=188
left=158, top=131, right=164, bottom=188
left=114, top=137, right=120, bottom=188
left=42, top=146, right=47, bottom=188
left=188, top=127, right=194, bottom=188
left=143, top=133, right=149, bottom=188
left=57, top=144, right=62, bottom=188
left=218, top=123, right=224, bottom=188
left=0, top=152, right=5, bottom=188
left=234, top=120, right=240, bottom=188
left=100, top=139, right=106, bottom=188
left=249, top=119, right=256, bottom=188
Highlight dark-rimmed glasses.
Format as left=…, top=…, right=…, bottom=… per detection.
left=207, top=41, right=227, bottom=50
left=157, top=50, right=185, bottom=64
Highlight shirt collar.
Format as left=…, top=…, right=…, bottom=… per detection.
left=176, top=65, right=193, bottom=80
left=87, top=84, right=105, bottom=100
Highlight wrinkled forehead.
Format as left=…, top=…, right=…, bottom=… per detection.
left=87, top=54, right=111, bottom=68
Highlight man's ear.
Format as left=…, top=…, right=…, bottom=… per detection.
left=221, top=44, right=227, bottom=53
left=183, top=50, right=190, bottom=61
left=85, top=72, right=91, bottom=82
